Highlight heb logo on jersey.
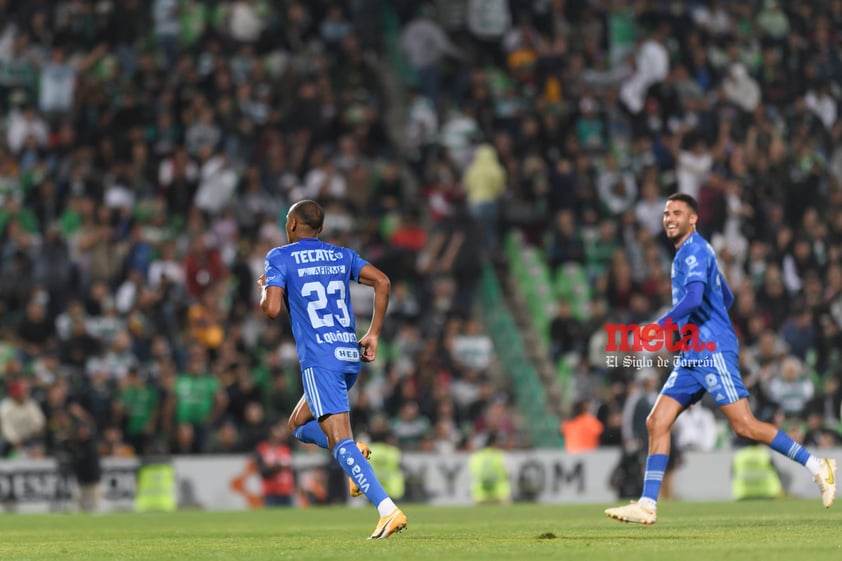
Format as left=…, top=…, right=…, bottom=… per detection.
left=334, top=347, right=360, bottom=362
left=604, top=319, right=717, bottom=353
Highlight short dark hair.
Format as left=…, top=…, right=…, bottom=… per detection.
left=291, top=200, right=325, bottom=230
left=666, top=193, right=699, bottom=215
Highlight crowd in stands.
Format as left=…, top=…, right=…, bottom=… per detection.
left=0, top=0, right=518, bottom=465
left=3, top=0, right=842, bottom=475
left=394, top=0, right=842, bottom=457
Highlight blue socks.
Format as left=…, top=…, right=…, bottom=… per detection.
left=636, top=431, right=812, bottom=507
left=332, top=438, right=388, bottom=507
left=638, top=430, right=811, bottom=507
left=292, top=420, right=329, bottom=449
left=641, top=454, right=669, bottom=504
left=769, top=429, right=810, bottom=465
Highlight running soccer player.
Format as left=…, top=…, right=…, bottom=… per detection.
left=605, top=193, right=837, bottom=525
left=258, top=200, right=406, bottom=539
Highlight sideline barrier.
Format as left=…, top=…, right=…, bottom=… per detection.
left=0, top=448, right=838, bottom=512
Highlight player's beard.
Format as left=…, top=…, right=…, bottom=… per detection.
left=665, top=223, right=691, bottom=245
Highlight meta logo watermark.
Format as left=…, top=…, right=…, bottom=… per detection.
left=603, top=319, right=718, bottom=369
left=604, top=319, right=717, bottom=353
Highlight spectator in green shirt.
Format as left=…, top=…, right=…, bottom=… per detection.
left=115, top=368, right=159, bottom=455
left=165, top=347, right=227, bottom=452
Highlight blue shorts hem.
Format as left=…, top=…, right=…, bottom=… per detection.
left=660, top=351, right=748, bottom=408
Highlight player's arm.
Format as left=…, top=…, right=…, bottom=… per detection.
left=258, top=250, right=287, bottom=320
left=656, top=281, right=704, bottom=326
left=258, top=273, right=285, bottom=319
left=657, top=248, right=708, bottom=326
left=357, top=263, right=391, bottom=362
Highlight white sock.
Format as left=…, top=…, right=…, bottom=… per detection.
left=805, top=455, right=825, bottom=476
left=638, top=497, right=657, bottom=510
left=377, top=498, right=397, bottom=517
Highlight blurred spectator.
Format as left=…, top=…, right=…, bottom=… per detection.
left=545, top=209, right=585, bottom=269
left=722, top=63, right=761, bottom=114
left=391, top=401, right=430, bottom=451
left=672, top=403, right=718, bottom=453
left=765, top=355, right=814, bottom=419
left=114, top=368, right=159, bottom=455
left=0, top=379, right=45, bottom=457
left=619, top=18, right=670, bottom=118
left=400, top=6, right=462, bottom=104
left=780, top=307, right=815, bottom=361
left=560, top=399, right=603, bottom=454
left=207, top=420, right=242, bottom=455
left=167, top=347, right=227, bottom=452
left=549, top=301, right=587, bottom=362
left=468, top=433, right=510, bottom=504
left=65, top=411, right=102, bottom=513
left=450, top=319, right=494, bottom=372
left=239, top=401, right=269, bottom=452
left=255, top=420, right=296, bottom=507
left=6, top=104, right=48, bottom=154
left=99, top=425, right=135, bottom=458
left=183, top=235, right=226, bottom=300
left=622, top=369, right=660, bottom=451
left=463, top=143, right=506, bottom=254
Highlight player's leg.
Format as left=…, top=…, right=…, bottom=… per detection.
left=320, top=412, right=406, bottom=538
left=288, top=394, right=329, bottom=449
left=313, top=368, right=406, bottom=538
left=720, top=398, right=837, bottom=507
left=289, top=373, right=371, bottom=473
left=340, top=372, right=371, bottom=497
left=606, top=368, right=701, bottom=525
left=712, top=351, right=836, bottom=508
left=641, top=394, right=684, bottom=504
left=605, top=392, right=683, bottom=524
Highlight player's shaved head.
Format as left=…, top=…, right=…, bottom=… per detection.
left=289, top=200, right=325, bottom=231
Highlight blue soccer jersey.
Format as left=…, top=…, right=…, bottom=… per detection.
left=670, top=232, right=738, bottom=361
left=264, top=238, right=369, bottom=374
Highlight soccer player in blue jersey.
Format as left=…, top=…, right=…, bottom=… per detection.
left=257, top=200, right=406, bottom=539
left=605, top=193, right=837, bottom=525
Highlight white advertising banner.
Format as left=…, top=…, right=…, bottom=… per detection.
left=0, top=447, right=838, bottom=512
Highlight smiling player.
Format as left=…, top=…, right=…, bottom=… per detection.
left=604, top=193, right=836, bottom=525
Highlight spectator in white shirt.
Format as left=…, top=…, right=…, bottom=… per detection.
left=0, top=379, right=46, bottom=458
left=672, top=403, right=718, bottom=452
left=229, top=0, right=264, bottom=44
left=635, top=178, right=667, bottom=236
left=38, top=45, right=106, bottom=118
left=692, top=1, right=732, bottom=37
left=301, top=159, right=347, bottom=201
left=677, top=135, right=713, bottom=201
left=722, top=63, right=760, bottom=113
left=6, top=104, right=49, bottom=154
left=619, top=22, right=670, bottom=115
left=400, top=7, right=462, bottom=104
left=597, top=153, right=638, bottom=216
left=194, top=148, right=238, bottom=217
left=148, top=241, right=185, bottom=289
left=805, top=82, right=838, bottom=131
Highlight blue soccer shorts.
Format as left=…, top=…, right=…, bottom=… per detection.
left=660, top=351, right=749, bottom=408
left=301, top=367, right=359, bottom=419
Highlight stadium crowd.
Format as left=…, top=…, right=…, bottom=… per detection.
left=0, top=0, right=517, bottom=466
left=393, top=0, right=842, bottom=458
left=1, top=0, right=842, bottom=479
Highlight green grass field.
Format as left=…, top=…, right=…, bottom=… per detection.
left=1, top=500, right=839, bottom=561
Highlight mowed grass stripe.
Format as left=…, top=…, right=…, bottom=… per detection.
left=0, top=500, right=839, bottom=561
